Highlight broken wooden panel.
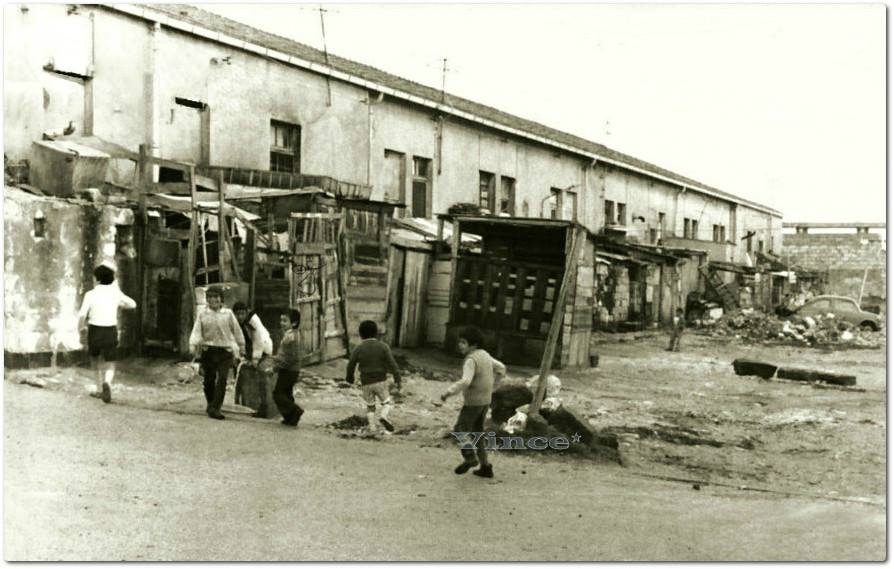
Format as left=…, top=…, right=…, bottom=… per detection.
left=425, top=259, right=451, bottom=344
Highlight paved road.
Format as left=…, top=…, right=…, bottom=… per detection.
left=3, top=382, right=885, bottom=561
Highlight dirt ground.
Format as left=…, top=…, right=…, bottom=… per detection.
left=6, top=330, right=885, bottom=509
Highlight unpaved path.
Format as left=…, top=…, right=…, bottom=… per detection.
left=3, top=381, right=885, bottom=561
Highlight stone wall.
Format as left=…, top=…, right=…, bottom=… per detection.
left=782, top=233, right=886, bottom=300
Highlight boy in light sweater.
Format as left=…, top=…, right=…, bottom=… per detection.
left=189, top=287, right=245, bottom=420
left=77, top=263, right=137, bottom=403
left=346, top=320, right=402, bottom=432
left=439, top=326, right=506, bottom=478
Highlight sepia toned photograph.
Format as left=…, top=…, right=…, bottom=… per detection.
left=2, top=2, right=886, bottom=561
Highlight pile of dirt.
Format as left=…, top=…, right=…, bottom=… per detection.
left=393, top=354, right=452, bottom=382
left=328, top=414, right=368, bottom=430
left=701, top=309, right=883, bottom=349
left=300, top=374, right=338, bottom=390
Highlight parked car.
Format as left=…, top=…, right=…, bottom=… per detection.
left=793, top=295, right=881, bottom=331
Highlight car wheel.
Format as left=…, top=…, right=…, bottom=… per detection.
left=859, top=321, right=878, bottom=332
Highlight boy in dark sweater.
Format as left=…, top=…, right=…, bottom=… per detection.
left=667, top=307, right=685, bottom=352
left=346, top=320, right=402, bottom=432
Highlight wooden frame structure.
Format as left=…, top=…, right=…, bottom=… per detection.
left=437, top=215, right=594, bottom=369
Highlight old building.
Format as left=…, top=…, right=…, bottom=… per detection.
left=5, top=3, right=785, bottom=361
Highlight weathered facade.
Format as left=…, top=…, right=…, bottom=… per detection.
left=5, top=4, right=781, bottom=248
left=5, top=3, right=787, bottom=360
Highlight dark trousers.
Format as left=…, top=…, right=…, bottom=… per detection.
left=453, top=404, right=489, bottom=465
left=274, top=369, right=303, bottom=421
left=668, top=329, right=683, bottom=351
left=201, top=347, right=233, bottom=413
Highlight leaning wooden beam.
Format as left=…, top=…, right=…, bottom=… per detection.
left=186, top=165, right=199, bottom=307
left=136, top=144, right=149, bottom=355
left=529, top=226, right=586, bottom=415
left=217, top=170, right=229, bottom=282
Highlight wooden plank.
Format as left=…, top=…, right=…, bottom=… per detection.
left=494, top=265, right=512, bottom=330
left=466, top=258, right=481, bottom=322
left=530, top=227, right=586, bottom=414
left=335, top=218, right=351, bottom=353
left=447, top=219, right=461, bottom=323
left=244, top=227, right=256, bottom=306
left=217, top=170, right=228, bottom=282
left=510, top=265, right=528, bottom=331
left=187, top=165, right=198, bottom=297
left=528, top=269, right=549, bottom=335
left=289, top=212, right=343, bottom=220
left=479, top=262, right=495, bottom=328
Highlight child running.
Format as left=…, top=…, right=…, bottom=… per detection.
left=346, top=320, right=402, bottom=433
left=77, top=263, right=137, bottom=403
left=439, top=326, right=506, bottom=478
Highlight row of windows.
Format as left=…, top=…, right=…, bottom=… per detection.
left=269, top=118, right=763, bottom=238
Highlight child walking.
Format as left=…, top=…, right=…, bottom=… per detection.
left=273, top=309, right=304, bottom=427
left=189, top=287, right=245, bottom=420
left=345, top=320, right=402, bottom=432
left=77, top=263, right=137, bottom=403
left=667, top=307, right=686, bottom=352
left=439, top=326, right=506, bottom=478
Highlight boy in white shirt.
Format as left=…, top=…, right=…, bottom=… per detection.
left=77, top=263, right=137, bottom=403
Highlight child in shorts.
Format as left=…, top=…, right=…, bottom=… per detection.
left=77, top=263, right=137, bottom=403
left=346, top=320, right=402, bottom=432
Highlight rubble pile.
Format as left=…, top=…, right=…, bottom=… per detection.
left=701, top=309, right=883, bottom=349
left=393, top=354, right=452, bottom=382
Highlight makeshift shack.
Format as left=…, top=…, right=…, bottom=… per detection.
left=438, top=215, right=593, bottom=368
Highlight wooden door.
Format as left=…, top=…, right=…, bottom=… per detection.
left=288, top=213, right=349, bottom=365
left=398, top=249, right=431, bottom=348
left=385, top=247, right=405, bottom=346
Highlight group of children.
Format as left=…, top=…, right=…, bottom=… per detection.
left=76, top=263, right=535, bottom=479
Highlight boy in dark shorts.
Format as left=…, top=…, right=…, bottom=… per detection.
left=77, top=263, right=137, bottom=403
left=439, top=326, right=506, bottom=478
left=346, top=320, right=402, bottom=433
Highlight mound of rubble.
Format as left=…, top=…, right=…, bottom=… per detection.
left=700, top=309, right=883, bottom=349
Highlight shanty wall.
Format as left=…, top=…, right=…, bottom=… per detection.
left=782, top=233, right=886, bottom=301
left=4, top=189, right=136, bottom=362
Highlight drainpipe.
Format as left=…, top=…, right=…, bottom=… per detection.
left=146, top=21, right=161, bottom=181
left=83, top=11, right=96, bottom=135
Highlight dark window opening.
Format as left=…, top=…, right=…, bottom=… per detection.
left=498, top=176, right=515, bottom=215
left=604, top=200, right=615, bottom=225
left=411, top=156, right=431, bottom=217
left=270, top=120, right=301, bottom=173
left=33, top=214, right=46, bottom=238
left=616, top=202, right=627, bottom=225
left=479, top=171, right=495, bottom=211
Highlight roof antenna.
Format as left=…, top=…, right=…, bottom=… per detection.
left=440, top=58, right=449, bottom=105
left=317, top=5, right=332, bottom=106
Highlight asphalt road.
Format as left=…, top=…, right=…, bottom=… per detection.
left=3, top=381, right=885, bottom=561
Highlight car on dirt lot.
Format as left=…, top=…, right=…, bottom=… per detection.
left=794, top=295, right=881, bottom=331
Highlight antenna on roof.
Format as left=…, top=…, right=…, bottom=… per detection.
left=317, top=5, right=332, bottom=106
left=440, top=58, right=449, bottom=105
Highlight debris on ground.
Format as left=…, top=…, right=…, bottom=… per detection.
left=300, top=374, right=338, bottom=390
left=699, top=309, right=883, bottom=349
left=18, top=378, right=46, bottom=388
left=393, top=353, right=452, bottom=382
left=732, top=359, right=857, bottom=386
left=328, top=414, right=368, bottom=430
